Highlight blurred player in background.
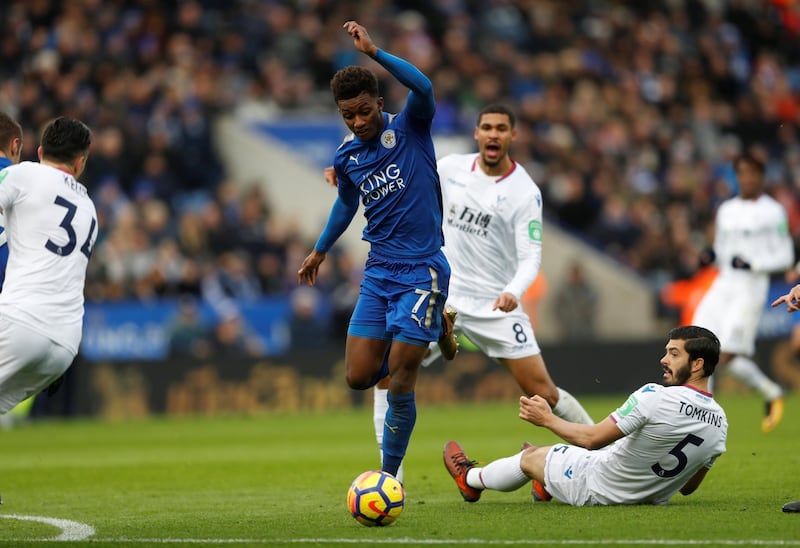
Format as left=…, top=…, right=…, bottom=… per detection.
left=691, top=153, right=794, bottom=432
left=298, top=21, right=449, bottom=482
left=0, top=111, right=23, bottom=291
left=0, top=117, right=98, bottom=414
left=444, top=325, right=727, bottom=507
left=422, top=105, right=593, bottom=424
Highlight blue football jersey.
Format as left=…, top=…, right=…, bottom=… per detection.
left=333, top=110, right=444, bottom=260
left=0, top=156, right=11, bottom=290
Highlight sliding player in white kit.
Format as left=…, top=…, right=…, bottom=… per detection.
left=691, top=152, right=793, bottom=433
left=444, top=325, right=727, bottom=506
left=0, top=117, right=98, bottom=414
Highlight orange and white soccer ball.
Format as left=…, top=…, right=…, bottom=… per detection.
left=346, top=470, right=405, bottom=526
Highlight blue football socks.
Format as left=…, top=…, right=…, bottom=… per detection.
left=381, top=391, right=416, bottom=478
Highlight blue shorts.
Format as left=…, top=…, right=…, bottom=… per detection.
left=348, top=250, right=450, bottom=346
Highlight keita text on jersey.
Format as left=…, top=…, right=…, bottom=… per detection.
left=61, top=174, right=89, bottom=197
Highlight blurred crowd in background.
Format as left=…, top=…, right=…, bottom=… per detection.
left=1, top=0, right=799, bottom=339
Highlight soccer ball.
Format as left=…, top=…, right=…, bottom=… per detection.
left=346, top=470, right=405, bottom=526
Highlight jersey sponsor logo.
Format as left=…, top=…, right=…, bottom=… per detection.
left=616, top=394, right=638, bottom=417
left=447, top=204, right=491, bottom=237
left=642, top=384, right=656, bottom=393
left=528, top=220, right=542, bottom=241
left=359, top=164, right=406, bottom=205
left=380, top=129, right=397, bottom=149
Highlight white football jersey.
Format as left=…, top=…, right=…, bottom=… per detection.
left=590, top=383, right=727, bottom=505
left=712, top=193, right=794, bottom=294
left=438, top=153, right=542, bottom=299
left=0, top=161, right=98, bottom=354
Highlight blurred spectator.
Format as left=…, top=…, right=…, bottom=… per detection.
left=0, top=0, right=798, bottom=326
left=553, top=261, right=599, bottom=341
left=208, top=307, right=264, bottom=358
left=167, top=297, right=212, bottom=359
left=287, top=286, right=330, bottom=351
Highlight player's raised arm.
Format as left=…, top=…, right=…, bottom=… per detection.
left=343, top=20, right=434, bottom=121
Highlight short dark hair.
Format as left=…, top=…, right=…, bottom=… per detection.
left=0, top=111, right=22, bottom=153
left=733, top=152, right=765, bottom=174
left=40, top=117, right=92, bottom=163
left=667, top=325, right=720, bottom=377
left=478, top=104, right=516, bottom=128
left=330, top=66, right=379, bottom=103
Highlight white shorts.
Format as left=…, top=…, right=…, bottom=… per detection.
left=691, top=282, right=763, bottom=356
left=447, top=294, right=540, bottom=359
left=543, top=444, right=601, bottom=507
left=0, top=318, right=76, bottom=414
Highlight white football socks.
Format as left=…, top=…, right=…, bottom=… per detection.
left=553, top=387, right=594, bottom=424
left=466, top=451, right=529, bottom=492
left=420, top=342, right=441, bottom=368
left=374, top=387, right=404, bottom=483
left=727, top=355, right=783, bottom=401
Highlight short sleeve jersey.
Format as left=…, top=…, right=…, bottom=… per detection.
left=589, top=383, right=728, bottom=505
left=0, top=161, right=98, bottom=354
left=333, top=110, right=444, bottom=260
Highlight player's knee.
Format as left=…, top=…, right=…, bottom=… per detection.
left=346, top=374, right=370, bottom=390
left=345, top=362, right=386, bottom=390
left=520, top=446, right=547, bottom=480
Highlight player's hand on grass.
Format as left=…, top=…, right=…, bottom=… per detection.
left=343, top=21, right=378, bottom=57
left=493, top=292, right=518, bottom=313
left=324, top=166, right=338, bottom=187
left=298, top=250, right=326, bottom=286
left=519, top=395, right=552, bottom=427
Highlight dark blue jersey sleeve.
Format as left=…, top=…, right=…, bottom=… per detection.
left=314, top=180, right=360, bottom=253
left=373, top=49, right=435, bottom=121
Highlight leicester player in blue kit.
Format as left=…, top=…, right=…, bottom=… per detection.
left=0, top=112, right=23, bottom=291
left=297, top=21, right=449, bottom=481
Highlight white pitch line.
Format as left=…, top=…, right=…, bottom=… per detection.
left=3, top=538, right=798, bottom=546
left=0, top=513, right=95, bottom=541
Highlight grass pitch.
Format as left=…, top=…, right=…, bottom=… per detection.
left=1, top=393, right=799, bottom=546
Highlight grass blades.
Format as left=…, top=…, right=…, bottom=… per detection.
left=1, top=393, right=799, bottom=546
